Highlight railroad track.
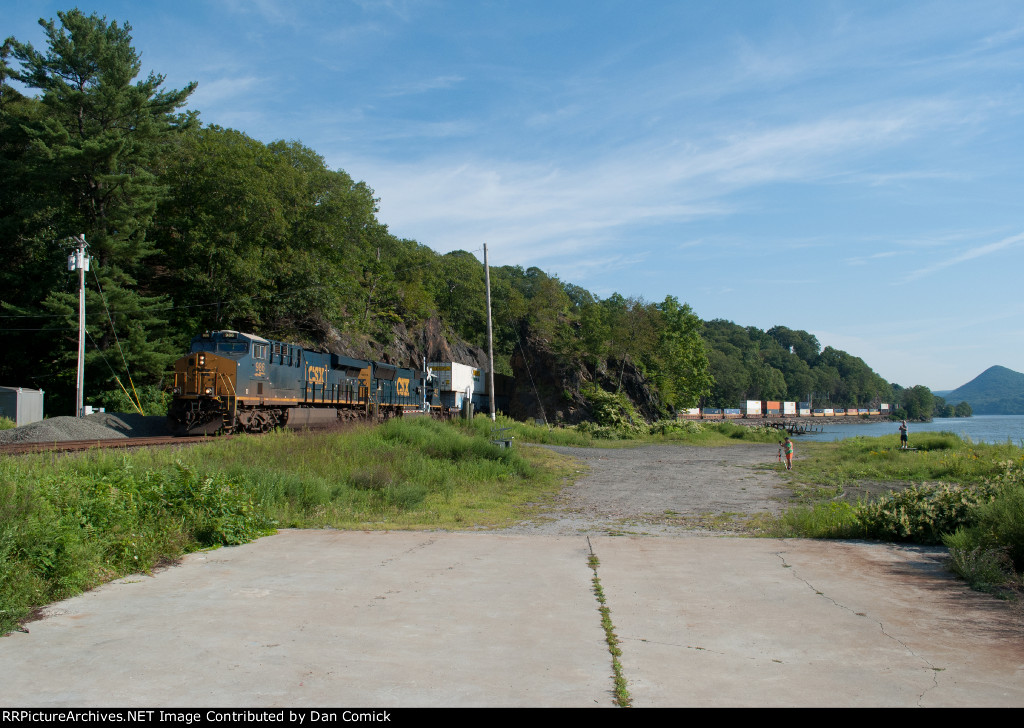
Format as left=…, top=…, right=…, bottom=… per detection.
left=0, top=434, right=227, bottom=456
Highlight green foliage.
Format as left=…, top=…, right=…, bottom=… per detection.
left=857, top=482, right=997, bottom=544
left=787, top=433, right=1014, bottom=486
left=458, top=413, right=593, bottom=447
left=0, top=417, right=15, bottom=430
left=0, top=455, right=275, bottom=634
left=943, top=461, right=1024, bottom=576
left=943, top=530, right=1015, bottom=591
left=3, top=10, right=195, bottom=412
left=897, top=384, right=934, bottom=420
left=702, top=320, right=893, bottom=408
left=652, top=296, right=712, bottom=408
left=777, top=501, right=861, bottom=539
left=95, top=384, right=170, bottom=417
left=584, top=386, right=644, bottom=429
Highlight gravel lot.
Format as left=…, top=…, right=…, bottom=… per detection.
left=504, top=443, right=791, bottom=536
left=0, top=412, right=169, bottom=444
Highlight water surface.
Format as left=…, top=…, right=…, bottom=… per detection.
left=795, top=414, right=1024, bottom=445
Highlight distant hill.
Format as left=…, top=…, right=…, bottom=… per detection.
left=943, top=365, right=1024, bottom=415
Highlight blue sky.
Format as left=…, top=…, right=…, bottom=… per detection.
left=6, top=1, right=1024, bottom=391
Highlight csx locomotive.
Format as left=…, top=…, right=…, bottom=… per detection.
left=168, top=330, right=436, bottom=435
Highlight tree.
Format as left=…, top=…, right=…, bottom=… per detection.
left=900, top=385, right=934, bottom=420
left=6, top=10, right=196, bottom=411
left=653, top=296, right=712, bottom=408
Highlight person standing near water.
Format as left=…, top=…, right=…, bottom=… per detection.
left=783, top=437, right=794, bottom=470
left=899, top=420, right=908, bottom=450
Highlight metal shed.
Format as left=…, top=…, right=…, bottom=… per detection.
left=0, top=386, right=45, bottom=427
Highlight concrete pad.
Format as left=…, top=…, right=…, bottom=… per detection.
left=0, top=531, right=611, bottom=708
left=2, top=531, right=1022, bottom=707
left=593, top=535, right=1024, bottom=707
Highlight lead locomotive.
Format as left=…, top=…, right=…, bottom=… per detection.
left=168, top=330, right=435, bottom=435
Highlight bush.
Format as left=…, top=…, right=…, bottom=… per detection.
left=95, top=384, right=170, bottom=417
left=858, top=481, right=997, bottom=544
left=0, top=417, right=15, bottom=430
left=649, top=420, right=704, bottom=436
left=943, top=528, right=1014, bottom=590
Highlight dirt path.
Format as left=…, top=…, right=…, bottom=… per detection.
left=505, top=442, right=793, bottom=535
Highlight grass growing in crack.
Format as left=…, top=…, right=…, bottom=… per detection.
left=588, top=552, right=632, bottom=707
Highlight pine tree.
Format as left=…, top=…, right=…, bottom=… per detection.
left=5, top=10, right=196, bottom=412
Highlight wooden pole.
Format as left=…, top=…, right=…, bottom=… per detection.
left=484, top=244, right=496, bottom=421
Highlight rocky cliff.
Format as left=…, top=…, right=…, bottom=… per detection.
left=318, top=318, right=666, bottom=424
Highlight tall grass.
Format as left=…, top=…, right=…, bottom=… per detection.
left=458, top=413, right=786, bottom=446
left=786, top=432, right=1019, bottom=486
left=0, top=417, right=575, bottom=635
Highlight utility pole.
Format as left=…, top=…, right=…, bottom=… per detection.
left=483, top=244, right=496, bottom=421
left=67, top=235, right=89, bottom=417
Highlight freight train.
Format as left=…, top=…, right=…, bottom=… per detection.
left=677, top=400, right=891, bottom=421
left=168, top=330, right=498, bottom=435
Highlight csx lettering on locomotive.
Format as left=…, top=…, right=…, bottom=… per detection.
left=306, top=365, right=327, bottom=384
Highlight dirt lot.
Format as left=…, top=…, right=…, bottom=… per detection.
left=503, top=442, right=916, bottom=537
left=504, top=442, right=793, bottom=535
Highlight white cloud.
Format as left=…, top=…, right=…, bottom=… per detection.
left=339, top=100, right=946, bottom=269
left=189, top=76, right=263, bottom=107
left=383, top=75, right=464, bottom=96
left=904, top=231, right=1024, bottom=281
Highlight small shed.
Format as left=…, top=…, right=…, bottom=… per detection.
left=0, top=386, right=45, bottom=427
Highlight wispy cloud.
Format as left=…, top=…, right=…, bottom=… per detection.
left=903, top=232, right=1024, bottom=281
left=189, top=76, right=264, bottom=107
left=383, top=75, right=464, bottom=96
left=343, top=99, right=947, bottom=268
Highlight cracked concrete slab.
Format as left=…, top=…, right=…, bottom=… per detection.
left=0, top=531, right=611, bottom=708
left=2, top=530, right=1022, bottom=707
left=594, top=535, right=1024, bottom=707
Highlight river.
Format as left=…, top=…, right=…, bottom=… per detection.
left=796, top=414, right=1024, bottom=445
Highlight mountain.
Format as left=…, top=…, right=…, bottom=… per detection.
left=943, top=366, right=1024, bottom=415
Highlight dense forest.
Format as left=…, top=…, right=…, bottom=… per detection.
left=1, top=11, right=949, bottom=422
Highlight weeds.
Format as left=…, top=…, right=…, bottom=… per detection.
left=587, top=551, right=631, bottom=707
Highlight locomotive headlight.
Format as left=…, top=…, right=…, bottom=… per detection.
left=204, top=387, right=213, bottom=395
left=172, top=386, right=181, bottom=395
left=198, top=354, right=206, bottom=366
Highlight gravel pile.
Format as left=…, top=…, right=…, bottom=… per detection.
left=0, top=412, right=169, bottom=444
